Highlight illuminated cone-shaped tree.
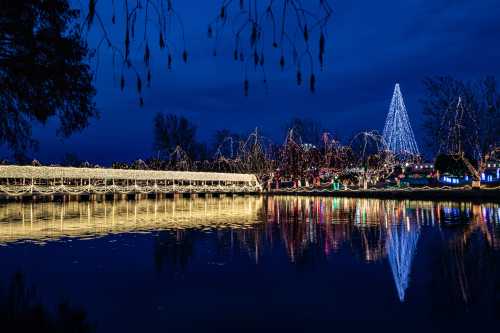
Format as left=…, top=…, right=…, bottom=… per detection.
left=383, top=84, right=420, bottom=158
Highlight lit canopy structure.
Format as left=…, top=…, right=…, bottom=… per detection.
left=0, top=165, right=261, bottom=196
left=382, top=84, right=420, bottom=158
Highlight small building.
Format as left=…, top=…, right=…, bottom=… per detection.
left=406, top=162, right=434, bottom=174
left=439, top=174, right=471, bottom=186
left=482, top=160, right=500, bottom=183
left=399, top=162, right=436, bottom=187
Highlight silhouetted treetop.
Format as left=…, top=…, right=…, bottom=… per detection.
left=0, top=0, right=97, bottom=161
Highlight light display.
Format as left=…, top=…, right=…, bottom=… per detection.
left=349, top=131, right=395, bottom=188
left=0, top=165, right=261, bottom=196
left=382, top=84, right=420, bottom=158
left=386, top=221, right=420, bottom=302
left=441, top=97, right=467, bottom=156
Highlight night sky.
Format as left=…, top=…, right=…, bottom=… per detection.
left=20, top=1, right=500, bottom=164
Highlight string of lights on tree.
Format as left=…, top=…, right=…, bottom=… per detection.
left=382, top=83, right=420, bottom=158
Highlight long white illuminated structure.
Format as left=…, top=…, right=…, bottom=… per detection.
left=0, top=165, right=261, bottom=196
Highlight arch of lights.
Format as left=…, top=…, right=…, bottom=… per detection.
left=0, top=165, right=262, bottom=196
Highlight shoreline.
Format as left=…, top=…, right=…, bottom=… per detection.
left=0, top=188, right=499, bottom=203
left=267, top=188, right=500, bottom=202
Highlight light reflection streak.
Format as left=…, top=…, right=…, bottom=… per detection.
left=386, top=222, right=420, bottom=302
left=0, top=197, right=264, bottom=244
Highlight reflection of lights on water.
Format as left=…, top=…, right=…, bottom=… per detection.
left=2, top=196, right=499, bottom=301
left=0, top=197, right=264, bottom=244
left=386, top=222, right=420, bottom=302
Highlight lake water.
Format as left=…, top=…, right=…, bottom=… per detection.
left=0, top=196, right=499, bottom=331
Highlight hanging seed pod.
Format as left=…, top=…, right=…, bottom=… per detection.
left=272, top=41, right=278, bottom=48
left=319, top=32, right=325, bottom=56
left=159, top=32, right=165, bottom=49
left=144, top=43, right=150, bottom=66
left=303, top=24, right=309, bottom=42
left=319, top=32, right=325, bottom=69
left=167, top=0, right=172, bottom=11
left=250, top=25, right=257, bottom=47
left=279, top=55, right=285, bottom=71
left=296, top=70, right=302, bottom=86
left=136, top=75, right=142, bottom=93
left=208, top=25, right=213, bottom=38
left=233, top=49, right=238, bottom=61
left=213, top=49, right=217, bottom=57
left=120, top=74, right=125, bottom=91
left=244, top=79, right=249, bottom=96
left=253, top=51, right=259, bottom=66
left=125, top=29, right=130, bottom=60
left=87, top=0, right=96, bottom=28
left=240, top=0, right=244, bottom=10
left=220, top=6, right=225, bottom=19
left=111, top=14, right=116, bottom=25
left=182, top=50, right=188, bottom=63
left=167, top=53, right=172, bottom=70
left=147, top=70, right=151, bottom=87
left=309, top=74, right=316, bottom=93
left=139, top=97, right=144, bottom=107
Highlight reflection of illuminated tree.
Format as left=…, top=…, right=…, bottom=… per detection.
left=154, top=231, right=195, bottom=273
left=0, top=272, right=92, bottom=332
left=350, top=228, right=385, bottom=263
left=386, top=223, right=420, bottom=302
left=437, top=225, right=498, bottom=314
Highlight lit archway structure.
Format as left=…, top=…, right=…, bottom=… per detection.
left=0, top=165, right=262, bottom=196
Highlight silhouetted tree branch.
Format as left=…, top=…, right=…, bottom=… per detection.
left=0, top=0, right=97, bottom=162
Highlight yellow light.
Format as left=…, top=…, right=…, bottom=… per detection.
left=0, top=196, right=264, bottom=244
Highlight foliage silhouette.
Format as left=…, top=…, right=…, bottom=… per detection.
left=0, top=0, right=97, bottom=161
left=0, top=272, right=94, bottom=333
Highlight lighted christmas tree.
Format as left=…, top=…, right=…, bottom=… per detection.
left=382, top=84, right=420, bottom=157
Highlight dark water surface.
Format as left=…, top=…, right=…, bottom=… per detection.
left=0, top=196, right=499, bottom=331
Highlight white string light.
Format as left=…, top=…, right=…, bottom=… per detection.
left=383, top=83, right=420, bottom=158
left=386, top=221, right=420, bottom=302
left=0, top=165, right=262, bottom=195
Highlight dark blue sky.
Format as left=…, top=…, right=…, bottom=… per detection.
left=23, top=0, right=500, bottom=164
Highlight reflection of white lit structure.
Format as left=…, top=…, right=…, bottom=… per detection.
left=0, top=197, right=263, bottom=244
left=386, top=220, right=420, bottom=302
